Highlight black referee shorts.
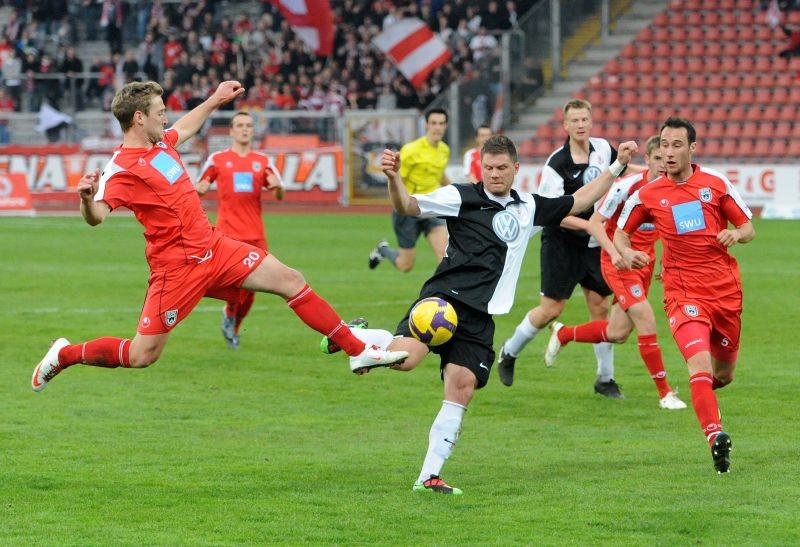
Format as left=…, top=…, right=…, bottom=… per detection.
left=395, top=296, right=496, bottom=389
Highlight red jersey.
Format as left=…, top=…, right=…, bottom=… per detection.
left=617, top=164, right=752, bottom=298
left=198, top=149, right=281, bottom=242
left=596, top=169, right=658, bottom=266
left=462, top=147, right=481, bottom=181
left=96, top=128, right=216, bottom=271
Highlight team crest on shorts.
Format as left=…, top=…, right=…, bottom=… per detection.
left=630, top=284, right=643, bottom=298
left=699, top=188, right=712, bottom=202
left=165, top=309, right=178, bottom=326
left=684, top=305, right=699, bottom=317
left=669, top=316, right=676, bottom=326
left=252, top=161, right=261, bottom=171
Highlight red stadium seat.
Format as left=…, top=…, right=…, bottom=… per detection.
left=719, top=139, right=739, bottom=158
left=788, top=140, right=800, bottom=157
left=768, top=139, right=789, bottom=159
left=728, top=105, right=748, bottom=121
left=720, top=88, right=739, bottom=104
left=756, top=121, right=775, bottom=139
left=640, top=106, right=662, bottom=122
left=604, top=106, right=625, bottom=122
left=653, top=27, right=670, bottom=42
left=740, top=121, right=759, bottom=138
left=774, top=122, right=793, bottom=138
left=738, top=88, right=756, bottom=105
left=738, top=42, right=757, bottom=57
left=756, top=41, right=776, bottom=57
left=652, top=12, right=669, bottom=27
left=637, top=88, right=657, bottom=107
left=755, top=25, right=777, bottom=40
left=651, top=57, right=670, bottom=72
left=704, top=42, right=723, bottom=57
left=720, top=10, right=737, bottom=26
left=754, top=88, right=772, bottom=104
left=517, top=139, right=537, bottom=158
left=700, top=138, right=722, bottom=158
left=719, top=0, right=735, bottom=9
left=706, top=73, right=726, bottom=88
left=740, top=73, right=759, bottom=88
left=751, top=139, right=772, bottom=159
left=706, top=123, right=727, bottom=139
left=753, top=56, right=772, bottom=72
left=736, top=10, right=754, bottom=25
left=775, top=72, right=794, bottom=87
left=703, top=11, right=720, bottom=26
left=636, top=26, right=654, bottom=42
left=620, top=43, right=637, bottom=58
left=761, top=105, right=782, bottom=121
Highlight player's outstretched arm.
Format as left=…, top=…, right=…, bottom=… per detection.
left=570, top=141, right=637, bottom=214
left=172, top=81, right=245, bottom=146
left=78, top=168, right=111, bottom=226
left=717, top=220, right=755, bottom=247
left=382, top=149, right=421, bottom=216
left=266, top=173, right=285, bottom=200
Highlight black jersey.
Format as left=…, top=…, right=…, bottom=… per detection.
left=537, top=137, right=617, bottom=247
left=412, top=182, right=573, bottom=314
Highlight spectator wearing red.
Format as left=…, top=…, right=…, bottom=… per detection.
left=163, top=31, right=184, bottom=70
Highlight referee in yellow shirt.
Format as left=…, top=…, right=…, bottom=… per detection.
left=369, top=108, right=451, bottom=272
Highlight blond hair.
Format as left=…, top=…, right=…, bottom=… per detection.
left=563, top=98, right=592, bottom=115
left=111, top=81, right=164, bottom=132
left=645, top=135, right=660, bottom=156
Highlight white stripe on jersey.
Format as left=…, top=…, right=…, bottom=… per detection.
left=597, top=171, right=645, bottom=219
left=698, top=166, right=753, bottom=219
left=95, top=150, right=124, bottom=202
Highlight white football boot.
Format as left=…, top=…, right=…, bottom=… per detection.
left=659, top=391, right=688, bottom=410
left=32, top=338, right=71, bottom=392
left=544, top=321, right=564, bottom=367
left=349, top=345, right=408, bottom=374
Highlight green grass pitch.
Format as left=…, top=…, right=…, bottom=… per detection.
left=1, top=213, right=798, bottom=545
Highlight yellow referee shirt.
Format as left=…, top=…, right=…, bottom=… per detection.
left=399, top=136, right=450, bottom=195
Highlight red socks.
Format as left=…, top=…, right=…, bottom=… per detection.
left=689, top=372, right=723, bottom=445
left=58, top=337, right=131, bottom=368
left=637, top=334, right=671, bottom=398
left=287, top=284, right=365, bottom=356
left=226, top=290, right=255, bottom=334
left=557, top=320, right=608, bottom=345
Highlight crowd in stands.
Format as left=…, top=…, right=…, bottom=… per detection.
left=0, top=0, right=531, bottom=116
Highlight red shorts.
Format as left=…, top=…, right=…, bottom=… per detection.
left=665, top=293, right=742, bottom=362
left=138, top=234, right=267, bottom=334
left=601, top=259, right=654, bottom=312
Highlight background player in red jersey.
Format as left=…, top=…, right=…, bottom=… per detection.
left=196, top=111, right=285, bottom=349
left=31, top=80, right=408, bottom=392
left=615, top=117, right=755, bottom=473
left=543, top=135, right=686, bottom=410
left=462, top=124, right=492, bottom=182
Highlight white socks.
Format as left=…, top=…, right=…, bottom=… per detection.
left=349, top=328, right=395, bottom=350
left=417, top=400, right=467, bottom=483
left=503, top=314, right=541, bottom=356
left=594, top=342, right=615, bottom=382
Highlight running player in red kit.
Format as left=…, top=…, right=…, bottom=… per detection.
left=615, top=117, right=755, bottom=473
left=543, top=135, right=686, bottom=410
left=31, top=80, right=408, bottom=391
left=197, top=111, right=284, bottom=349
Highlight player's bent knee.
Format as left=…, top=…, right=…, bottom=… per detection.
left=128, top=352, right=159, bottom=368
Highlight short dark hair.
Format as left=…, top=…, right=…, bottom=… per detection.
left=475, top=124, right=491, bottom=135
left=425, top=108, right=448, bottom=123
left=481, top=135, right=517, bottom=163
left=660, top=117, right=696, bottom=144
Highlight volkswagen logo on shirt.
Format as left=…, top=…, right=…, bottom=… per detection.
left=583, top=165, right=602, bottom=185
left=492, top=210, right=520, bottom=242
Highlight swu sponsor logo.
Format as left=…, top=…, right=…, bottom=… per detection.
left=151, top=151, right=184, bottom=184
left=671, top=200, right=706, bottom=234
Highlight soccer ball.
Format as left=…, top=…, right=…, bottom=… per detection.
left=408, top=297, right=458, bottom=346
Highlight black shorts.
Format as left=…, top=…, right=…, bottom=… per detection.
left=395, top=296, right=496, bottom=389
left=392, top=211, right=446, bottom=249
left=540, top=233, right=612, bottom=300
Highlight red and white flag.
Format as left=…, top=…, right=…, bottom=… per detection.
left=271, top=0, right=334, bottom=56
left=373, top=19, right=451, bottom=90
